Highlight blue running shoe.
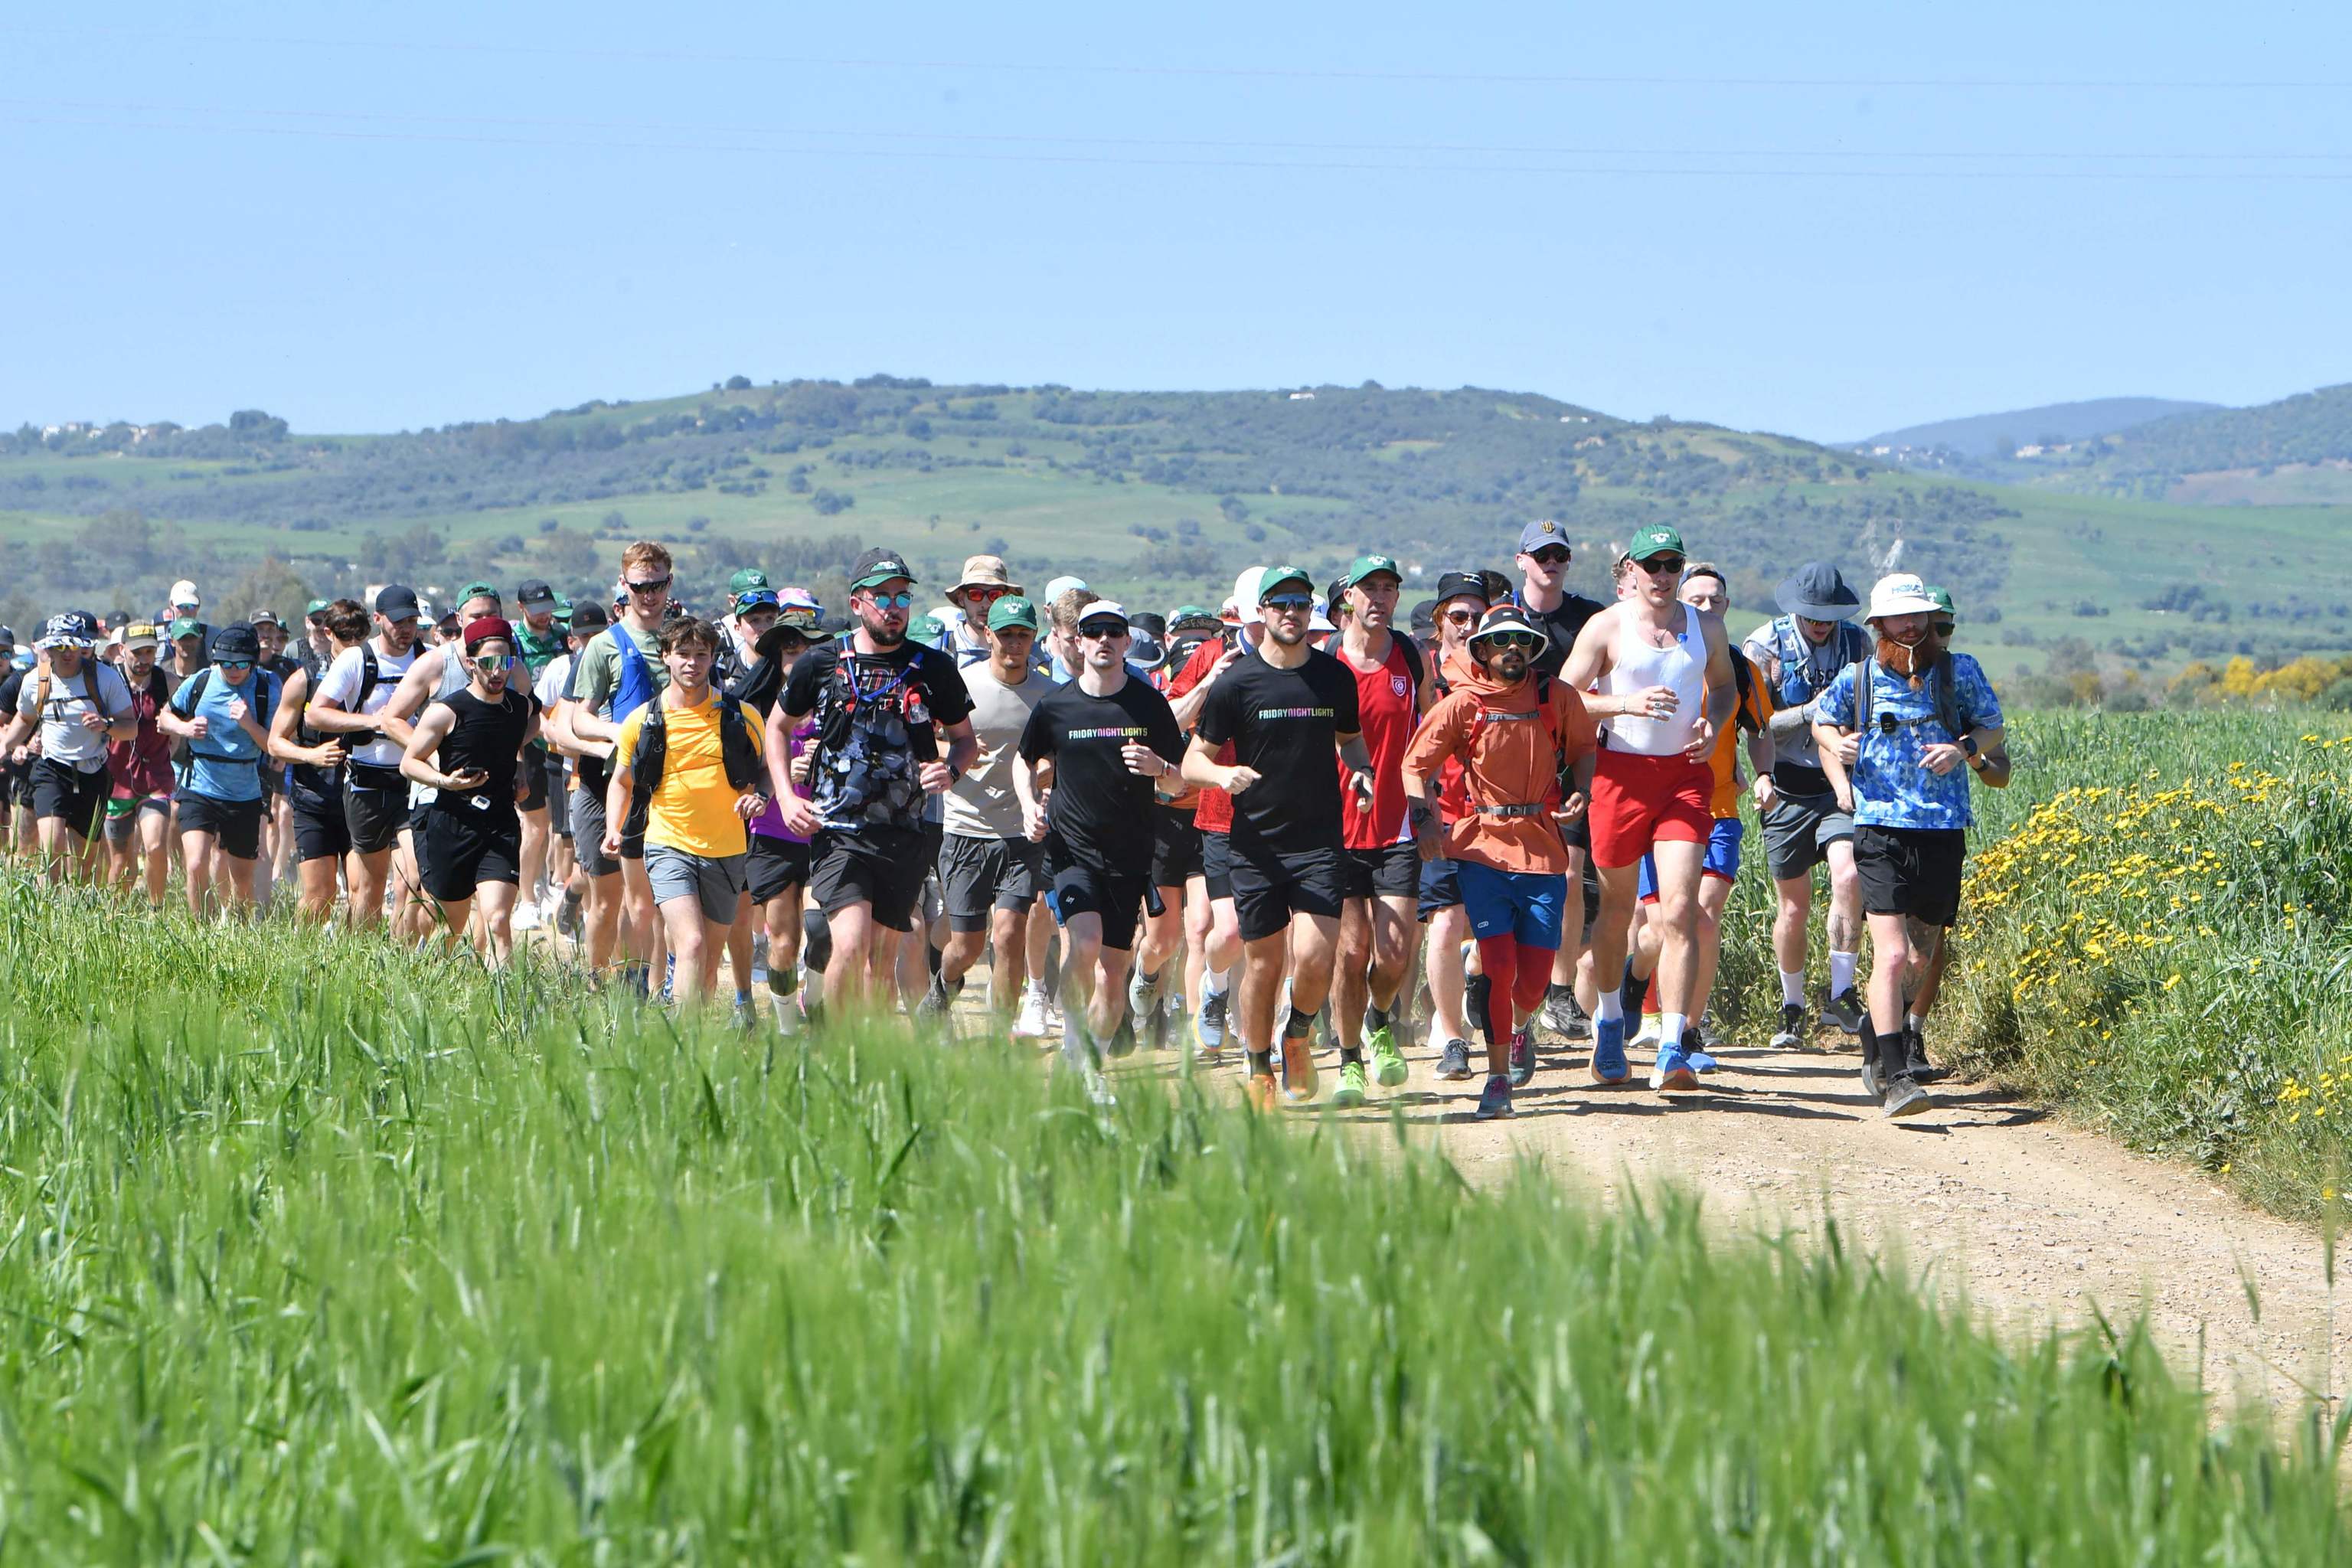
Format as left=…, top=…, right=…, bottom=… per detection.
left=1508, top=1028, right=1537, bottom=1089
left=1680, top=1027, right=1718, bottom=1073
left=1590, top=1015, right=1630, bottom=1084
left=1649, top=1044, right=1703, bottom=1093
left=1475, top=1073, right=1514, bottom=1120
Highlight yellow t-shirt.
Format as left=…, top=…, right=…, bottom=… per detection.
left=614, top=696, right=766, bottom=858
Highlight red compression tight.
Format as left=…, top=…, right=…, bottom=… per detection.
left=1475, top=935, right=1556, bottom=1050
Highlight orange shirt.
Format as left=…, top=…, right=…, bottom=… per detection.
left=1403, top=674, right=1597, bottom=876
left=1711, top=659, right=1773, bottom=819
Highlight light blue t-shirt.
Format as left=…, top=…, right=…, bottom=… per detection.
left=172, top=668, right=276, bottom=803
left=1815, top=652, right=2003, bottom=831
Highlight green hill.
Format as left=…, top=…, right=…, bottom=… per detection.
left=6, top=377, right=2350, bottom=684
left=1847, top=396, right=2214, bottom=459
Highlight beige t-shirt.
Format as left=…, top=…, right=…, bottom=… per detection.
left=942, top=665, right=1054, bottom=839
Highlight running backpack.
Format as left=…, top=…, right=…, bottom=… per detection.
left=1850, top=656, right=1971, bottom=742
left=169, top=667, right=277, bottom=778
left=1769, top=616, right=1869, bottom=710
left=625, top=695, right=760, bottom=834
left=809, top=648, right=938, bottom=832
left=1462, top=674, right=1570, bottom=812
left=1319, top=629, right=1425, bottom=694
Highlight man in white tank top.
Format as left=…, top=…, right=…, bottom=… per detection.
left=1560, top=524, right=1737, bottom=1093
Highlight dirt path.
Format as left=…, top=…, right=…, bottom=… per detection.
left=1071, top=1011, right=2351, bottom=1414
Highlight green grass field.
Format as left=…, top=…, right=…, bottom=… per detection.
left=0, top=875, right=2345, bottom=1559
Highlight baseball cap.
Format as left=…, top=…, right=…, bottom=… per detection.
left=207, top=622, right=261, bottom=662
left=1926, top=586, right=1957, bottom=616
left=248, top=606, right=282, bottom=627
left=1434, top=570, right=1489, bottom=608
left=1517, top=518, right=1570, bottom=556
left=1624, top=524, right=1685, bottom=563
left=1258, top=564, right=1315, bottom=600
left=168, top=616, right=207, bottom=642
left=305, top=599, right=330, bottom=619
left=1041, top=574, right=1089, bottom=606
left=456, top=581, right=500, bottom=607
left=1076, top=600, right=1132, bottom=632
left=374, top=584, right=422, bottom=620
left=1341, top=553, right=1403, bottom=590
left=1230, top=567, right=1268, bottom=626
left=570, top=601, right=610, bottom=631
left=727, top=567, right=773, bottom=597
left=733, top=587, right=782, bottom=614
left=906, top=614, right=945, bottom=646
left=986, top=596, right=1040, bottom=634
left=1866, top=573, right=1940, bottom=621
left=849, top=548, right=916, bottom=592
left=1408, top=599, right=1436, bottom=637
left=120, top=621, right=162, bottom=650
left=168, top=579, right=201, bottom=609
left=515, top=579, right=557, bottom=608
left=1469, top=604, right=1544, bottom=645
left=1167, top=605, right=1222, bottom=634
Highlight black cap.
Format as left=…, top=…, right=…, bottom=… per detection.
left=849, top=547, right=916, bottom=590
left=515, top=579, right=556, bottom=607
left=374, top=584, right=421, bottom=619
left=1128, top=611, right=1168, bottom=639
left=208, top=622, right=262, bottom=662
left=1434, top=571, right=1490, bottom=607
left=570, top=601, right=610, bottom=630
left=1408, top=598, right=1437, bottom=635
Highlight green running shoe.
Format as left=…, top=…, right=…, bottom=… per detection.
left=1331, top=1058, right=1369, bottom=1108
left=1367, top=1025, right=1410, bottom=1086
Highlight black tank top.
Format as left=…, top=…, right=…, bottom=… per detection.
left=430, top=688, right=533, bottom=816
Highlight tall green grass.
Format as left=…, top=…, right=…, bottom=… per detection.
left=0, top=879, right=2341, bottom=1559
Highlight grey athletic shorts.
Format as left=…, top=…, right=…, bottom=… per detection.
left=1762, top=789, right=1856, bottom=881
left=645, top=843, right=747, bottom=925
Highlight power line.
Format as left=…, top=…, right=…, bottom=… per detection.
left=7, top=96, right=2347, bottom=164
left=13, top=109, right=2352, bottom=181
left=8, top=24, right=2352, bottom=90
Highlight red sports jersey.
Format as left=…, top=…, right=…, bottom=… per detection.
left=1332, top=635, right=1417, bottom=849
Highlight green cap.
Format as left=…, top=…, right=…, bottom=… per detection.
left=1624, top=524, right=1686, bottom=562
left=1926, top=586, right=1956, bottom=616
left=987, top=596, right=1039, bottom=633
left=457, top=580, right=499, bottom=606
left=1341, top=553, right=1403, bottom=590
left=906, top=614, right=944, bottom=646
left=304, top=598, right=329, bottom=617
left=1168, top=604, right=1221, bottom=632
left=554, top=595, right=574, bottom=620
left=168, top=616, right=205, bottom=640
left=1258, top=564, right=1315, bottom=599
left=728, top=567, right=773, bottom=596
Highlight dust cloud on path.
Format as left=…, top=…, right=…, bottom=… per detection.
left=1064, top=1012, right=2352, bottom=1414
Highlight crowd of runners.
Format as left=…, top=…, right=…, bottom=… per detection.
left=0, top=523, right=2009, bottom=1119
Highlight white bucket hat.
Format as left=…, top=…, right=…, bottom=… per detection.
left=1866, top=573, right=1939, bottom=621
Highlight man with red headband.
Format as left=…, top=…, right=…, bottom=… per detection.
left=400, top=615, right=540, bottom=968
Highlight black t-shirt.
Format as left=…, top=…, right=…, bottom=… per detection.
left=782, top=635, right=975, bottom=835
left=1521, top=591, right=1607, bottom=680
left=430, top=688, right=536, bottom=818
left=1194, top=645, right=1361, bottom=858
left=716, top=635, right=785, bottom=720
left=0, top=670, right=22, bottom=773
left=781, top=636, right=974, bottom=729
left=1018, top=676, right=1184, bottom=876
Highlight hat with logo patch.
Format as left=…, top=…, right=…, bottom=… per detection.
left=849, top=547, right=916, bottom=592
left=1167, top=605, right=1222, bottom=634
left=169, top=616, right=207, bottom=642
left=1866, top=572, right=1940, bottom=622
left=455, top=581, right=500, bottom=609
left=986, top=595, right=1039, bottom=634
left=1623, top=524, right=1685, bottom=563
left=1341, top=553, right=1403, bottom=591
left=515, top=579, right=557, bottom=609
left=1926, top=586, right=1957, bottom=617
left=727, top=567, right=773, bottom=597
left=120, top=621, right=162, bottom=650
left=1257, top=564, right=1315, bottom=601
left=906, top=613, right=944, bottom=646
left=1517, top=518, right=1570, bottom=556
left=1434, top=570, right=1490, bottom=608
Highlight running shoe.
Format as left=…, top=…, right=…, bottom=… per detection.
left=1538, top=987, right=1578, bottom=1038
left=1083, top=1068, right=1119, bottom=1109
left=1280, top=1031, right=1318, bottom=1105
left=1678, top=1027, right=1719, bottom=1073
left=1507, top=1028, right=1537, bottom=1089
left=1630, top=1013, right=1663, bottom=1048
left=1769, top=1002, right=1807, bottom=1049
left=1562, top=992, right=1594, bottom=1040
left=1127, top=965, right=1158, bottom=1031
left=1194, top=988, right=1227, bottom=1063
left=913, top=974, right=951, bottom=1028
left=511, top=900, right=542, bottom=933
left=1464, top=972, right=1491, bottom=1045
left=1589, top=1015, right=1630, bottom=1085
left=1104, top=1012, right=1137, bottom=1060
left=1011, top=985, right=1050, bottom=1041
left=1860, top=1054, right=1880, bottom=1100
left=1649, top=1043, right=1702, bottom=1093
left=1882, top=1075, right=1930, bottom=1119
left=1695, top=1015, right=1727, bottom=1054
left=1331, top=1058, right=1369, bottom=1108
left=1367, top=1025, right=1410, bottom=1087
left=1823, top=988, right=1866, bottom=1035
left=1245, top=1073, right=1279, bottom=1112
left=1903, top=1026, right=1943, bottom=1085
left=1435, top=1038, right=1475, bottom=1081
left=1475, top=1073, right=1514, bottom=1121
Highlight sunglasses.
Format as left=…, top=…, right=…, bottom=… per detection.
left=863, top=590, right=915, bottom=610
left=1476, top=632, right=1543, bottom=651
left=1636, top=555, right=1686, bottom=576
left=471, top=654, right=514, bottom=675
left=1933, top=622, right=1956, bottom=638
left=1524, top=547, right=1571, bottom=567
left=960, top=586, right=1012, bottom=603
left=214, top=658, right=253, bottom=671
left=1442, top=608, right=1481, bottom=624
left=1078, top=622, right=1129, bottom=639
left=1262, top=594, right=1314, bottom=611
left=735, top=592, right=779, bottom=612
left=625, top=577, right=672, bottom=596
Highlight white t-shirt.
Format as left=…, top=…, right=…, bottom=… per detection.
left=314, top=640, right=420, bottom=768
left=14, top=662, right=132, bottom=771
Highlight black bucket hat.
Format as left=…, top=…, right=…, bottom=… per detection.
left=1773, top=562, right=1861, bottom=622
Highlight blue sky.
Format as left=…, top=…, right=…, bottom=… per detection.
left=5, top=2, right=2347, bottom=442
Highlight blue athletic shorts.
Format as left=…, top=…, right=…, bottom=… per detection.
left=1637, top=817, right=1744, bottom=900
left=1455, top=859, right=1566, bottom=950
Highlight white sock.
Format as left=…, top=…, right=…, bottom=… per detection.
left=1906, top=1011, right=1923, bottom=1033
left=1779, top=969, right=1805, bottom=1007
left=1204, top=968, right=1230, bottom=997
left=1829, top=951, right=1857, bottom=997
left=1661, top=1011, right=1687, bottom=1050
left=1596, top=991, right=1623, bottom=1024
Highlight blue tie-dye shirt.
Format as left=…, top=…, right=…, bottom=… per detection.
left=1814, top=653, right=2003, bottom=831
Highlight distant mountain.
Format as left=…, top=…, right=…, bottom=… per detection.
left=2102, top=383, right=2352, bottom=479
left=1848, top=397, right=2218, bottom=459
